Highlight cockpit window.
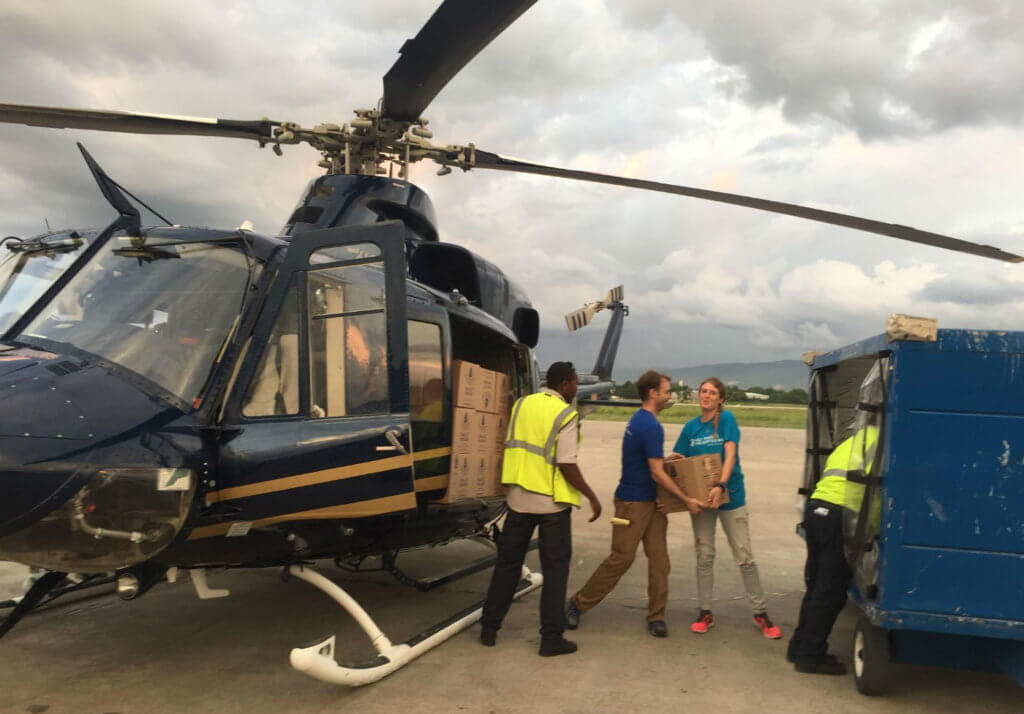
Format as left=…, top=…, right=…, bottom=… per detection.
left=18, top=235, right=252, bottom=403
left=243, top=278, right=299, bottom=417
left=0, top=233, right=91, bottom=336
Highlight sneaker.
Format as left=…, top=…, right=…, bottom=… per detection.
left=566, top=598, right=581, bottom=630
left=647, top=620, right=669, bottom=638
left=794, top=657, right=847, bottom=675
left=479, top=626, right=497, bottom=647
left=753, top=612, right=782, bottom=639
left=690, top=610, right=714, bottom=634
left=539, top=636, right=578, bottom=657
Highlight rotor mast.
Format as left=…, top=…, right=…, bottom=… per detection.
left=267, top=109, right=473, bottom=178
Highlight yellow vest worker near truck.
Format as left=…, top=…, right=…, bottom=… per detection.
left=787, top=426, right=879, bottom=675
left=480, top=362, right=603, bottom=657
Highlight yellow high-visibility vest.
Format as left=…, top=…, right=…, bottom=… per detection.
left=812, top=426, right=879, bottom=509
left=501, top=391, right=581, bottom=507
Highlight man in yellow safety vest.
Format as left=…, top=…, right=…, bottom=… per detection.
left=788, top=425, right=879, bottom=675
left=480, top=361, right=602, bottom=657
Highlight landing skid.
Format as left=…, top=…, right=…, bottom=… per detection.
left=384, top=536, right=539, bottom=593
left=287, top=563, right=543, bottom=686
left=0, top=572, right=116, bottom=639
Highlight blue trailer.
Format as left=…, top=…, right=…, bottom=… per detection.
left=802, top=327, right=1024, bottom=695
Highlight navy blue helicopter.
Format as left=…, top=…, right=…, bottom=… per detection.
left=1, top=0, right=1021, bottom=685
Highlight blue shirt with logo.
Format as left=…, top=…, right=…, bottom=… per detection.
left=616, top=409, right=664, bottom=502
left=673, top=410, right=745, bottom=510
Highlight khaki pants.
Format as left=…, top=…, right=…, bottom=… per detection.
left=690, top=505, right=767, bottom=613
left=572, top=499, right=670, bottom=623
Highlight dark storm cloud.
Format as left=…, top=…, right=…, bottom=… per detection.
left=618, top=0, right=1024, bottom=139
left=914, top=276, right=1024, bottom=306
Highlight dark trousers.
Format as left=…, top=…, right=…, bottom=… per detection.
left=481, top=507, right=572, bottom=640
left=787, top=499, right=852, bottom=661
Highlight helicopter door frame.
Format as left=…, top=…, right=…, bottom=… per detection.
left=277, top=220, right=411, bottom=418
left=207, top=221, right=417, bottom=534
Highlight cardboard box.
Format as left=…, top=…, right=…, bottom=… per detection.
left=492, top=412, right=508, bottom=450
left=437, top=452, right=473, bottom=504
left=469, top=452, right=494, bottom=497
left=474, top=410, right=494, bottom=454
left=478, top=370, right=496, bottom=413
left=488, top=372, right=511, bottom=415
left=657, top=453, right=730, bottom=512
left=451, top=407, right=478, bottom=455
left=453, top=360, right=484, bottom=410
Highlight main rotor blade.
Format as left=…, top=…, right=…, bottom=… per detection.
left=0, top=103, right=277, bottom=141
left=471, top=151, right=1024, bottom=264
left=382, top=0, right=537, bottom=122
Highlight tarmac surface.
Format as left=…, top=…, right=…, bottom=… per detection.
left=1, top=421, right=1021, bottom=713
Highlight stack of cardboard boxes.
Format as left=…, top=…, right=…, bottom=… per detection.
left=439, top=360, right=512, bottom=503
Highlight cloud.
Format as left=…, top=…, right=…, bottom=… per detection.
left=638, top=0, right=1024, bottom=139
left=2, top=0, right=1023, bottom=370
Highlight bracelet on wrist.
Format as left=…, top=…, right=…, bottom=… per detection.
left=711, top=483, right=726, bottom=491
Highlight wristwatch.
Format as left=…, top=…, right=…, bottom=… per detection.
left=710, top=482, right=726, bottom=492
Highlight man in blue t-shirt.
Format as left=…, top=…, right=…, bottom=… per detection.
left=566, top=371, right=704, bottom=638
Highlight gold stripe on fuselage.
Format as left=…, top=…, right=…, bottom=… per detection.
left=206, top=446, right=452, bottom=503
left=413, top=474, right=449, bottom=492
left=187, top=493, right=418, bottom=540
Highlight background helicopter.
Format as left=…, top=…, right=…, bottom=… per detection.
left=1, top=0, right=1023, bottom=686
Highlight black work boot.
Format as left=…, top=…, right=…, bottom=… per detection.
left=480, top=626, right=497, bottom=647
left=539, top=636, right=578, bottom=657
left=794, top=656, right=847, bottom=675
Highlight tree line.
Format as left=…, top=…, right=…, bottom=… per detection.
left=614, top=380, right=809, bottom=405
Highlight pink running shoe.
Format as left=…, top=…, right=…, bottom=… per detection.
left=690, top=610, right=714, bottom=634
left=753, top=612, right=782, bottom=639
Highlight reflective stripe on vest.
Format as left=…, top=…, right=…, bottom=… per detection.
left=812, top=426, right=879, bottom=508
left=501, top=391, right=582, bottom=507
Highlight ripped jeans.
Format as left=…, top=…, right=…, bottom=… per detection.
left=689, top=505, right=767, bottom=613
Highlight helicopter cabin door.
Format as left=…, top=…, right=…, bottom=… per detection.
left=204, top=221, right=415, bottom=541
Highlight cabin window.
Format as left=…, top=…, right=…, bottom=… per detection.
left=243, top=279, right=299, bottom=417
left=307, top=260, right=388, bottom=417
left=409, top=321, right=443, bottom=423
left=309, top=243, right=380, bottom=265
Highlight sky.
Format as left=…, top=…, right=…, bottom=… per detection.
left=1, top=0, right=1022, bottom=371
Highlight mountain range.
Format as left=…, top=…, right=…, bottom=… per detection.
left=613, top=360, right=809, bottom=390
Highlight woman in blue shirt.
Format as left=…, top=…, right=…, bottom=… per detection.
left=672, top=377, right=782, bottom=639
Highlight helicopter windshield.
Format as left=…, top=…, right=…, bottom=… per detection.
left=0, top=233, right=91, bottom=337
left=17, top=235, right=252, bottom=403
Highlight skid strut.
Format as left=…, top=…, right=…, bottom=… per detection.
left=287, top=563, right=543, bottom=686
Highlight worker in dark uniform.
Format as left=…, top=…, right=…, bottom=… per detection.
left=480, top=361, right=602, bottom=657
left=787, top=425, right=878, bottom=674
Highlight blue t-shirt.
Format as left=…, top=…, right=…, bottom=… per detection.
left=617, top=409, right=664, bottom=502
left=673, top=410, right=745, bottom=510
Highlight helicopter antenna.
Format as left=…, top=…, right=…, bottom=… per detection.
left=44, top=218, right=51, bottom=232
left=108, top=177, right=173, bottom=226
left=76, top=142, right=141, bottom=235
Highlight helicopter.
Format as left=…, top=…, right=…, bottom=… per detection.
left=1, top=0, right=1022, bottom=687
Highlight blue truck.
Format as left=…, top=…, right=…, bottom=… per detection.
left=802, top=327, right=1024, bottom=695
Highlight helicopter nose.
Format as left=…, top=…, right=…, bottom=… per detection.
left=0, top=452, right=93, bottom=537
left=0, top=358, right=98, bottom=535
